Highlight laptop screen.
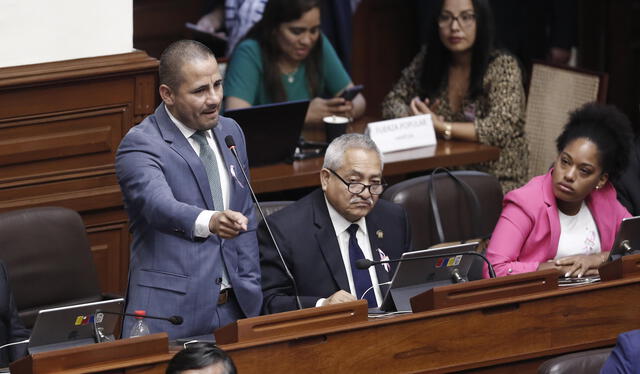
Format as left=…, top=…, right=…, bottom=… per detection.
left=28, top=298, right=124, bottom=354
left=379, top=242, right=479, bottom=312
left=608, top=216, right=640, bottom=260
left=224, top=100, right=310, bottom=167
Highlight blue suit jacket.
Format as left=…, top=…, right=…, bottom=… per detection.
left=115, top=104, right=261, bottom=339
left=259, top=189, right=411, bottom=313
left=0, top=261, right=29, bottom=367
left=601, top=329, right=640, bottom=374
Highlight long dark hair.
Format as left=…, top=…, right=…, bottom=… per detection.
left=244, top=0, right=322, bottom=102
left=420, top=0, right=495, bottom=101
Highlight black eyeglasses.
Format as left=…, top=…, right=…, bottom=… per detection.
left=437, top=11, right=476, bottom=28
left=328, top=169, right=386, bottom=195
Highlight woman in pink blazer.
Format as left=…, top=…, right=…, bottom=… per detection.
left=485, top=103, right=633, bottom=278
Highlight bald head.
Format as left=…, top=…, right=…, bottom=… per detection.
left=159, top=40, right=216, bottom=90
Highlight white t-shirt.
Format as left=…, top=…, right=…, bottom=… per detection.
left=555, top=202, right=601, bottom=259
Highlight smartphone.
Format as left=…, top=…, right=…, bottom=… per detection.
left=340, top=84, right=364, bottom=101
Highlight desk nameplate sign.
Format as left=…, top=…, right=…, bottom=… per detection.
left=366, top=114, right=436, bottom=153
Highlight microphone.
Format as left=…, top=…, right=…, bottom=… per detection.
left=450, top=268, right=467, bottom=283
left=356, top=250, right=497, bottom=279
left=610, top=239, right=636, bottom=262
left=225, top=136, right=303, bottom=310
left=92, top=309, right=182, bottom=343
left=620, top=240, right=632, bottom=254
left=95, top=309, right=183, bottom=325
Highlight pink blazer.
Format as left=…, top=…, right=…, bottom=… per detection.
left=484, top=171, right=631, bottom=277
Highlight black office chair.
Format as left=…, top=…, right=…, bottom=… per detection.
left=381, top=170, right=503, bottom=280
left=0, top=206, right=114, bottom=328
left=538, top=348, right=613, bottom=374
left=254, top=201, right=294, bottom=227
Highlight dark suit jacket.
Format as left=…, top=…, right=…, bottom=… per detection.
left=259, top=189, right=411, bottom=314
left=0, top=261, right=29, bottom=367
left=600, top=329, right=640, bottom=374
left=615, top=137, right=640, bottom=216
left=116, top=104, right=262, bottom=339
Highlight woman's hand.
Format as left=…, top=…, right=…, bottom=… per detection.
left=410, top=97, right=445, bottom=133
left=551, top=252, right=609, bottom=278
left=305, top=97, right=352, bottom=125
left=410, top=96, right=433, bottom=116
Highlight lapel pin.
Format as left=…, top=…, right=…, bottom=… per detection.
left=376, top=230, right=384, bottom=239
left=377, top=248, right=390, bottom=272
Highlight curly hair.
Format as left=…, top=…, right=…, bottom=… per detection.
left=556, top=103, right=634, bottom=180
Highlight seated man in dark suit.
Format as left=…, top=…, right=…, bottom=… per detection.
left=259, top=134, right=411, bottom=313
left=0, top=261, right=30, bottom=367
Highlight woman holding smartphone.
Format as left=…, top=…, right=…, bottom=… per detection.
left=382, top=0, right=527, bottom=193
left=224, top=0, right=365, bottom=125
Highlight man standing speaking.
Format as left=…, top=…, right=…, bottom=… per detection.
left=116, top=40, right=261, bottom=339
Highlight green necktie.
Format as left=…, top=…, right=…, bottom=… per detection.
left=192, top=130, right=224, bottom=210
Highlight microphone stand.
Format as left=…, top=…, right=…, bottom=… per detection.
left=357, top=250, right=496, bottom=279
left=92, top=309, right=183, bottom=343
left=95, top=309, right=183, bottom=325
left=225, top=136, right=303, bottom=310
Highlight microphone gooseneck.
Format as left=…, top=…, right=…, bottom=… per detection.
left=356, top=250, right=496, bottom=278
left=224, top=135, right=303, bottom=310
left=92, top=309, right=182, bottom=343
left=95, top=309, right=183, bottom=325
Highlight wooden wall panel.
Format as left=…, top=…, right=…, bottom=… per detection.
left=0, top=105, right=128, bottom=177
left=134, top=0, right=210, bottom=59
left=578, top=0, right=640, bottom=130
left=87, top=222, right=130, bottom=295
left=351, top=0, right=420, bottom=117
left=0, top=51, right=158, bottom=297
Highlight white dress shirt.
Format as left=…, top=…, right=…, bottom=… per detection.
left=556, top=202, right=601, bottom=259
left=316, top=196, right=383, bottom=307
left=165, top=106, right=231, bottom=287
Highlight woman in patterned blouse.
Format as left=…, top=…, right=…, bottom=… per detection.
left=382, top=0, right=527, bottom=193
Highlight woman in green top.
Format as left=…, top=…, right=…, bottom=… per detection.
left=223, top=0, right=366, bottom=125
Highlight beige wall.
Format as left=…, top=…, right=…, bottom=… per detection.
left=0, top=0, right=133, bottom=68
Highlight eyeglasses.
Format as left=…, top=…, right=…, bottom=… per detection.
left=328, top=169, right=386, bottom=195
left=437, top=11, right=476, bottom=28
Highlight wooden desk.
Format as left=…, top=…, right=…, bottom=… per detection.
left=250, top=118, right=500, bottom=194
left=219, top=275, right=640, bottom=373
left=11, top=333, right=172, bottom=374
left=13, top=273, right=639, bottom=373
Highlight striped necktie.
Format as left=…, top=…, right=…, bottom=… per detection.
left=192, top=130, right=224, bottom=210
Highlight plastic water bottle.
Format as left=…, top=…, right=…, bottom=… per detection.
left=129, top=310, right=151, bottom=338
